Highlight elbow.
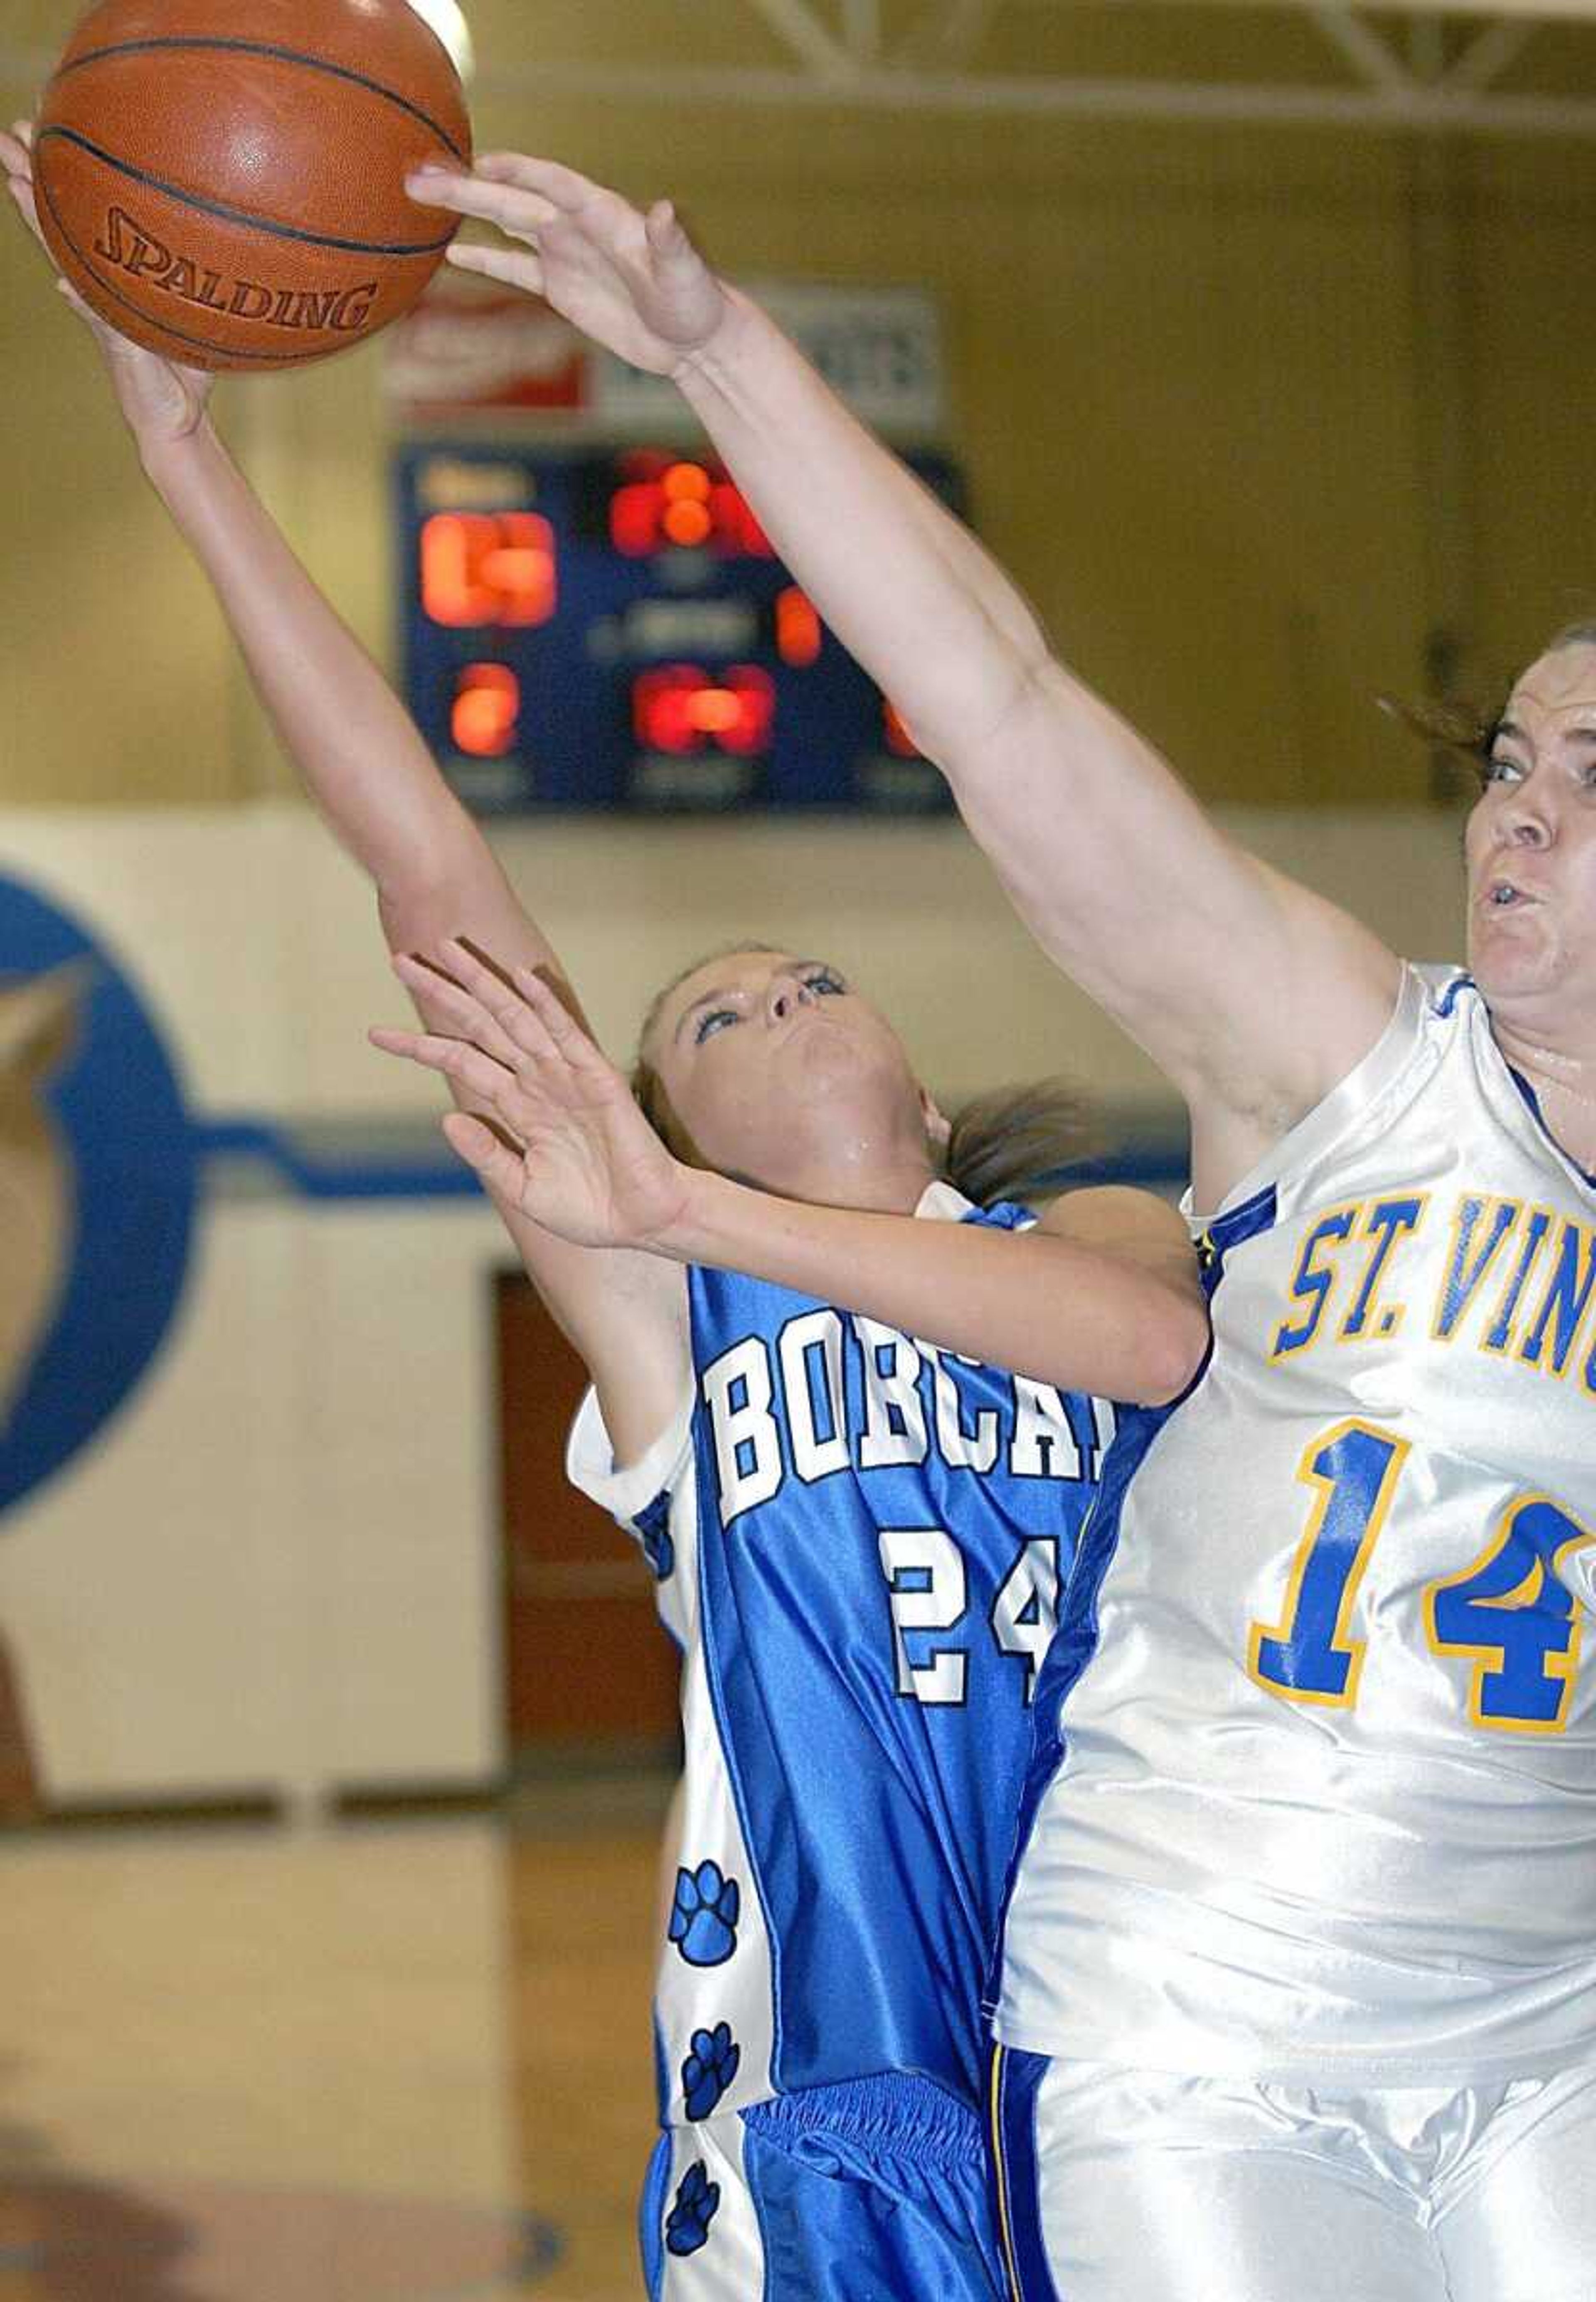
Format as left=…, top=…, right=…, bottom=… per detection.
left=1121, top=1294, right=1211, bottom=1410
left=930, top=646, right=1055, bottom=789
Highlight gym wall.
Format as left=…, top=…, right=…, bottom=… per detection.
left=0, top=10, right=1582, bottom=1805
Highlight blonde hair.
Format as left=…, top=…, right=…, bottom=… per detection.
left=630, top=942, right=1097, bottom=1208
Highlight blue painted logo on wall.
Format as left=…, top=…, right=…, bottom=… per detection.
left=0, top=869, right=1178, bottom=1525
left=0, top=872, right=197, bottom=1518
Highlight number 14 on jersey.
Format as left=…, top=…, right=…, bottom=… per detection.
left=1249, top=1418, right=1596, bottom=1733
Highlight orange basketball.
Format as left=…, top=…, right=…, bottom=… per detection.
left=33, top=0, right=471, bottom=372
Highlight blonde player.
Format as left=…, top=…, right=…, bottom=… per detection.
left=405, top=148, right=1596, bottom=2302
left=2, top=122, right=1209, bottom=2302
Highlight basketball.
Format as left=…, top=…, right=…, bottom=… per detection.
left=32, top=0, right=471, bottom=372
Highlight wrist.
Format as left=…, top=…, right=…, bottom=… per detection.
left=644, top=1158, right=723, bottom=1260
left=138, top=413, right=221, bottom=493
left=671, top=281, right=757, bottom=399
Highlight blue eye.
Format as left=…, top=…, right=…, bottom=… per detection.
left=806, top=969, right=846, bottom=996
left=1485, top=757, right=1523, bottom=784
left=695, top=1008, right=737, bottom=1045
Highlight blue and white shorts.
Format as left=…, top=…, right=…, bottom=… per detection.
left=643, top=2070, right=1005, bottom=2300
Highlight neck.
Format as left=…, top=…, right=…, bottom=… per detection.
left=1491, top=1009, right=1596, bottom=1168
left=768, top=1142, right=940, bottom=1215
left=693, top=1084, right=943, bottom=1213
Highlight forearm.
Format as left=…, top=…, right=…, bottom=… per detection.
left=660, top=1169, right=1200, bottom=1405
left=140, top=421, right=502, bottom=926
left=676, top=290, right=1053, bottom=764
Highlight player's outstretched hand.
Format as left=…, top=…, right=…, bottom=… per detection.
left=2, top=119, right=213, bottom=449
left=371, top=938, right=695, bottom=1251
left=405, top=153, right=727, bottom=377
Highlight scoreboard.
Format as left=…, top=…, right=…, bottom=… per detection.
left=396, top=443, right=964, bottom=814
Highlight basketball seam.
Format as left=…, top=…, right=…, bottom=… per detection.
left=36, top=126, right=458, bottom=258
left=35, top=163, right=376, bottom=365
left=52, top=35, right=468, bottom=162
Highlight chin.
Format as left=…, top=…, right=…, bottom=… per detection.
left=791, top=1026, right=878, bottom=1087
left=1470, top=906, right=1545, bottom=979
left=1469, top=939, right=1564, bottom=1011
left=776, top=1064, right=914, bottom=1155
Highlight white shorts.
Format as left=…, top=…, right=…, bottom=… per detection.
left=991, top=2048, right=1596, bottom=2302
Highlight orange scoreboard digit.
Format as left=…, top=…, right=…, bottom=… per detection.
left=398, top=444, right=963, bottom=813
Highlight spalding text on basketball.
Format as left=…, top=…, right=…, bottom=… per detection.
left=93, top=207, right=379, bottom=334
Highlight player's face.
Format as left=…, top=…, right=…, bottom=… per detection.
left=1465, top=643, right=1596, bottom=1020
left=644, top=948, right=929, bottom=1189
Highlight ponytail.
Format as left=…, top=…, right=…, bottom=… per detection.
left=942, top=1077, right=1100, bottom=1209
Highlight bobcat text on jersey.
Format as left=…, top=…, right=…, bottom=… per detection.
left=699, top=1308, right=1114, bottom=1524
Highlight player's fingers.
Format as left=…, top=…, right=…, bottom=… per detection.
left=2, top=162, right=111, bottom=335
left=645, top=199, right=690, bottom=255
left=493, top=984, right=568, bottom=1071
left=367, top=1022, right=515, bottom=1108
left=440, top=1109, right=525, bottom=1196
left=10, top=177, right=91, bottom=303
left=512, top=968, right=613, bottom=1074
left=432, top=934, right=525, bottom=1010
left=445, top=239, right=544, bottom=295
left=472, top=152, right=600, bottom=211
left=368, top=1021, right=469, bottom=1072
left=5, top=177, right=82, bottom=304
left=434, top=941, right=575, bottom=1075
left=5, top=171, right=46, bottom=244
left=56, top=277, right=101, bottom=328
left=372, top=1025, right=544, bottom=1145
left=392, top=950, right=524, bottom=1069
left=392, top=947, right=464, bottom=992
left=431, top=938, right=548, bottom=1040
left=648, top=200, right=713, bottom=288
left=407, top=165, right=557, bottom=234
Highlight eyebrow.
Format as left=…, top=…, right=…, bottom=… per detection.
left=675, top=984, right=739, bottom=1042
left=674, top=959, right=832, bottom=1042
left=1495, top=717, right=1596, bottom=749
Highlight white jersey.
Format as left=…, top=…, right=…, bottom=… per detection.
left=999, top=964, right=1596, bottom=2085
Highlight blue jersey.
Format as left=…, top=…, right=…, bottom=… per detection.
left=567, top=1182, right=1111, bottom=2128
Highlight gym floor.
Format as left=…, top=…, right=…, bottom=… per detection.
left=0, top=1796, right=668, bottom=2301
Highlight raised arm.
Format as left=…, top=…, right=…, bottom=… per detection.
left=372, top=950, right=1210, bottom=1407
left=409, top=156, right=1401, bottom=1205
left=3, top=124, right=687, bottom=1462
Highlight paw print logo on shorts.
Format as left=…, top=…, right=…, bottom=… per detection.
left=633, top=1491, right=675, bottom=1581
left=669, top=1860, right=740, bottom=1967
left=665, top=2160, right=720, bottom=2258
left=681, top=2021, right=741, bottom=2120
